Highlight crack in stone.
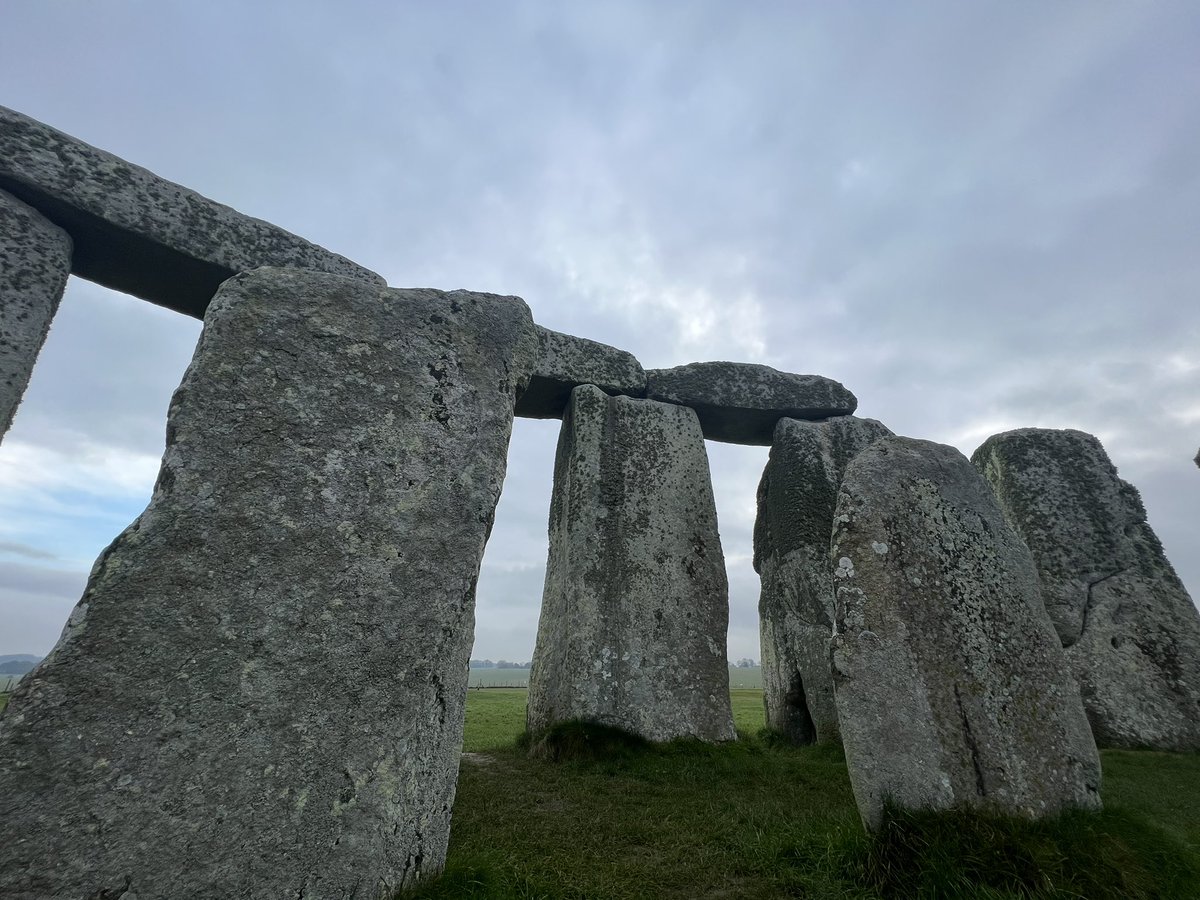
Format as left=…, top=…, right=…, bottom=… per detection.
left=1065, top=567, right=1129, bottom=649
left=954, top=683, right=987, bottom=798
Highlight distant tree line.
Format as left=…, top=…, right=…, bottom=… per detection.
left=469, top=659, right=533, bottom=669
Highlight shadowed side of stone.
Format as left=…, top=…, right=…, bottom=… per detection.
left=1, top=189, right=72, bottom=438
left=972, top=428, right=1200, bottom=750
left=514, top=326, right=646, bottom=418
left=831, top=437, right=1101, bottom=831
left=527, top=385, right=736, bottom=743
left=754, top=415, right=892, bottom=744
left=0, top=268, right=538, bottom=899
left=645, top=361, right=857, bottom=445
left=0, top=106, right=382, bottom=318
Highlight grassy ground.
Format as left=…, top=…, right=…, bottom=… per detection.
left=406, top=689, right=1200, bottom=900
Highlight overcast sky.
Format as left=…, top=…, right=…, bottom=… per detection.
left=1, top=2, right=1197, bottom=662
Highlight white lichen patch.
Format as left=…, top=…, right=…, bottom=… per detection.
left=871, top=541, right=889, bottom=555
left=836, top=556, right=856, bottom=579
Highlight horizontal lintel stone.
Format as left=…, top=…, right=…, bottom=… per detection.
left=0, top=106, right=383, bottom=318
left=514, top=326, right=646, bottom=418
left=646, top=361, right=858, bottom=445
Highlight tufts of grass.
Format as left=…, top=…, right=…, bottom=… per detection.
left=394, top=689, right=1200, bottom=899
left=861, top=803, right=1200, bottom=899
left=522, top=719, right=652, bottom=763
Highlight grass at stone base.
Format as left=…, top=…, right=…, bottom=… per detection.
left=402, top=688, right=1200, bottom=900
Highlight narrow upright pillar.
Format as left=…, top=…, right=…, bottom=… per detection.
left=0, top=269, right=538, bottom=898
left=528, top=385, right=736, bottom=743
left=831, top=437, right=1101, bottom=831
left=0, top=188, right=72, bottom=439
left=973, top=428, right=1200, bottom=750
left=754, top=415, right=891, bottom=744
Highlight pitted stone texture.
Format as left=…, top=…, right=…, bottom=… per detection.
left=0, top=269, right=538, bottom=899
left=514, top=326, right=646, bottom=418
left=645, top=361, right=857, bottom=445
left=831, top=437, right=1101, bottom=831
left=972, top=428, right=1200, bottom=750
left=1, top=189, right=71, bottom=438
left=0, top=106, right=382, bottom=318
left=527, top=385, right=735, bottom=743
left=754, top=415, right=892, bottom=744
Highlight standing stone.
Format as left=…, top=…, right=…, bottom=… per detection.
left=0, top=268, right=538, bottom=899
left=754, top=415, right=892, bottom=744
left=1, top=188, right=72, bottom=439
left=831, top=437, right=1101, bottom=831
left=972, top=428, right=1200, bottom=750
left=527, top=385, right=736, bottom=743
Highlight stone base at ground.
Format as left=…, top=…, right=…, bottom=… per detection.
left=0, top=268, right=537, bottom=898
left=973, top=428, right=1200, bottom=750
left=528, top=385, right=736, bottom=743
left=831, top=437, right=1101, bottom=830
left=0, top=188, right=72, bottom=438
left=754, top=415, right=892, bottom=744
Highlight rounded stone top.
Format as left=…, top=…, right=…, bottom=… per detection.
left=645, top=361, right=857, bottom=445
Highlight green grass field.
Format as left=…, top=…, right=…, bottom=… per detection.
left=408, top=688, right=1200, bottom=900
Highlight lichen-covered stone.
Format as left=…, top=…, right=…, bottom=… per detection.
left=0, top=105, right=382, bottom=318
left=0, top=189, right=71, bottom=438
left=831, top=437, right=1101, bottom=831
left=513, top=326, right=646, bottom=418
left=645, top=361, right=857, bottom=445
left=0, top=268, right=538, bottom=899
left=527, top=385, right=735, bottom=743
left=754, top=415, right=892, bottom=744
left=972, top=428, right=1200, bottom=750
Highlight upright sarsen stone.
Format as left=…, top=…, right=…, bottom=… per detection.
left=754, top=415, right=892, bottom=744
left=528, top=385, right=735, bottom=743
left=0, top=268, right=538, bottom=899
left=0, top=188, right=72, bottom=438
left=831, top=437, right=1101, bottom=831
left=972, top=428, right=1200, bottom=750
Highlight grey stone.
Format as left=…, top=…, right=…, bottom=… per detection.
left=830, top=437, right=1101, bottom=831
left=527, top=385, right=736, bottom=743
left=972, top=428, right=1200, bottom=750
left=1, top=189, right=71, bottom=438
left=0, top=268, right=538, bottom=899
left=0, top=105, right=382, bottom=319
left=514, top=326, right=646, bottom=418
left=753, top=415, right=892, bottom=744
left=645, top=361, right=857, bottom=445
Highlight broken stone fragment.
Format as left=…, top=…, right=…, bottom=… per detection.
left=972, top=428, right=1200, bottom=750
left=645, top=361, right=857, bottom=445
left=831, top=436, right=1101, bottom=831
left=514, top=326, right=646, bottom=418
left=754, top=415, right=892, bottom=744
left=0, top=268, right=538, bottom=897
left=527, top=384, right=736, bottom=743
left=0, top=188, right=72, bottom=439
left=0, top=105, right=382, bottom=318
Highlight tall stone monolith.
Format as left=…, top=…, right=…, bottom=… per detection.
left=1, top=188, right=72, bottom=439
left=527, top=385, right=736, bottom=743
left=972, top=428, right=1200, bottom=750
left=0, top=268, right=538, bottom=899
left=753, top=415, right=891, bottom=744
left=831, top=437, right=1101, bottom=831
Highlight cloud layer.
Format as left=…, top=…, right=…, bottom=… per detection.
left=2, top=2, right=1197, bottom=659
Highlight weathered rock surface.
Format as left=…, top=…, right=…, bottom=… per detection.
left=0, top=268, right=538, bottom=899
left=514, top=326, right=646, bottom=418
left=0, top=106, right=382, bottom=318
left=645, top=361, right=857, bottom=444
left=754, top=415, right=892, bottom=744
left=972, top=428, right=1200, bottom=750
left=527, top=385, right=736, bottom=743
left=831, top=437, right=1101, bottom=830
left=1, top=189, right=72, bottom=438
